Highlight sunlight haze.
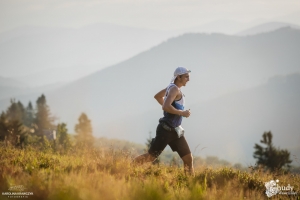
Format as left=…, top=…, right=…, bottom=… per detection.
left=1, top=0, right=300, bottom=32
left=0, top=0, right=299, bottom=166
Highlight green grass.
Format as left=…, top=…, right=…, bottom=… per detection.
left=0, top=144, right=299, bottom=200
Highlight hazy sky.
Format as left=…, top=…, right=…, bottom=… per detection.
left=1, top=0, right=300, bottom=33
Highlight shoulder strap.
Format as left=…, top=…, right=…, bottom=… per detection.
left=165, top=84, right=175, bottom=96
left=165, top=83, right=180, bottom=97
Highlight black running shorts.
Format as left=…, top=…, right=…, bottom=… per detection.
left=148, top=123, right=191, bottom=158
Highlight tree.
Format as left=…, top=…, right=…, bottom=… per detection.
left=75, top=113, right=94, bottom=147
left=1, top=100, right=26, bottom=147
left=0, top=116, right=23, bottom=147
left=57, top=123, right=71, bottom=152
left=6, top=99, right=26, bottom=123
left=0, top=112, right=8, bottom=141
left=253, top=131, right=292, bottom=172
left=35, top=94, right=54, bottom=135
left=6, top=120, right=24, bottom=147
left=24, top=101, right=35, bottom=127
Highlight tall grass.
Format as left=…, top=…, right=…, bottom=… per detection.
left=0, top=144, right=299, bottom=200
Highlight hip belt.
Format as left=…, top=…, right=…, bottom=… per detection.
left=160, top=122, right=174, bottom=131
left=160, top=122, right=185, bottom=138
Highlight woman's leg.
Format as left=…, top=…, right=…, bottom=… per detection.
left=181, top=153, right=195, bottom=176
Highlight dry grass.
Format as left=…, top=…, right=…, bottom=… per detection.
left=0, top=144, right=299, bottom=200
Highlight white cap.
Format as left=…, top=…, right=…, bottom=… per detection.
left=170, top=67, right=191, bottom=83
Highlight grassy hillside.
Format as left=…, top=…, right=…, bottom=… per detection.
left=0, top=144, right=299, bottom=200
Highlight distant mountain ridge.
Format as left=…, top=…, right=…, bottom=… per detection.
left=1, top=27, right=299, bottom=127
left=11, top=64, right=105, bottom=87
left=0, top=23, right=176, bottom=78
left=237, top=22, right=300, bottom=36
left=2, top=22, right=300, bottom=87
left=0, top=76, right=28, bottom=88
left=180, top=19, right=266, bottom=35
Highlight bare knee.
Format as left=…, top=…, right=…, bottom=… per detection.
left=181, top=153, right=193, bottom=165
left=181, top=153, right=195, bottom=176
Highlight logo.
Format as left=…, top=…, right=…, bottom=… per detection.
left=8, top=185, right=26, bottom=192
left=2, top=185, right=34, bottom=198
left=265, top=180, right=280, bottom=197
left=265, top=179, right=297, bottom=197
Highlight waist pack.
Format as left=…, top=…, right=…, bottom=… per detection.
left=160, top=122, right=184, bottom=138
